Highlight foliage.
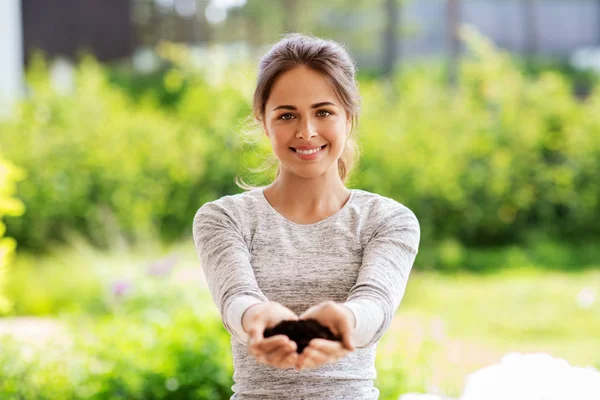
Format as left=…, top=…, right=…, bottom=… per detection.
left=0, top=52, right=253, bottom=250
left=1, top=30, right=599, bottom=271
left=2, top=241, right=598, bottom=398
left=0, top=158, right=25, bottom=314
left=0, top=237, right=419, bottom=399
left=0, top=236, right=234, bottom=398
left=0, top=308, right=233, bottom=399
left=356, top=27, right=600, bottom=248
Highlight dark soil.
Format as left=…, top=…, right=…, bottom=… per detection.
left=263, top=319, right=342, bottom=354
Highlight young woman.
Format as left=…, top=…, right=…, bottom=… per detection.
left=193, top=33, right=420, bottom=399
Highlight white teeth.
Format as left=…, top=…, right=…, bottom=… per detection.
left=296, top=146, right=323, bottom=155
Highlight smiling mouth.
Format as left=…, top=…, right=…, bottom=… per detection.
left=290, top=145, right=327, bottom=154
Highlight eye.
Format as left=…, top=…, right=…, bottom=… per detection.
left=316, top=110, right=332, bottom=117
left=279, top=113, right=295, bottom=121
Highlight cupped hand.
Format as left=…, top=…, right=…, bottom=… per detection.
left=243, top=301, right=300, bottom=369
left=295, top=300, right=356, bottom=370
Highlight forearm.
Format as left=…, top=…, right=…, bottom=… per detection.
left=226, top=296, right=266, bottom=345
left=340, top=299, right=385, bottom=348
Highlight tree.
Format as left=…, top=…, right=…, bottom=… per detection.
left=382, top=0, right=401, bottom=77
left=281, top=0, right=299, bottom=33
left=447, top=0, right=461, bottom=86
left=521, top=0, right=538, bottom=56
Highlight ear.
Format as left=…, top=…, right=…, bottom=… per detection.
left=346, top=116, right=352, bottom=135
left=262, top=121, right=270, bottom=138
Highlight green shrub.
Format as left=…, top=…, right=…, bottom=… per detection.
left=355, top=27, right=600, bottom=248
left=0, top=308, right=233, bottom=399
left=0, top=53, right=252, bottom=250
left=0, top=157, right=25, bottom=314
left=1, top=30, right=599, bottom=269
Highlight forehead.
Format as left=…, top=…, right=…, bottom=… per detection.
left=266, top=65, right=338, bottom=107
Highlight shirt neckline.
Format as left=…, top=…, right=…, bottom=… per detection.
left=258, top=188, right=356, bottom=228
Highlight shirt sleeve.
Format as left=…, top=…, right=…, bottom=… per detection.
left=193, top=200, right=268, bottom=346
left=342, top=202, right=420, bottom=348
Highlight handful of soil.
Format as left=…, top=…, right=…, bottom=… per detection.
left=263, top=319, right=342, bottom=354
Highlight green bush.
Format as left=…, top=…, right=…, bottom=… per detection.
left=0, top=53, right=252, bottom=250
left=355, top=27, right=600, bottom=247
left=1, top=30, right=599, bottom=267
left=0, top=309, right=233, bottom=399
left=0, top=157, right=25, bottom=314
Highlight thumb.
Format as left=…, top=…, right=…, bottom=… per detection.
left=341, top=332, right=355, bottom=352
left=247, top=323, right=265, bottom=345
left=335, top=315, right=354, bottom=351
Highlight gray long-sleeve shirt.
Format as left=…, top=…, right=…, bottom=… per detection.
left=193, top=188, right=420, bottom=400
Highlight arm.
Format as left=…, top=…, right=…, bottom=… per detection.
left=193, top=201, right=268, bottom=345
left=342, top=203, right=420, bottom=348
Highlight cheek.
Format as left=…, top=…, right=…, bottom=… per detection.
left=323, top=121, right=347, bottom=144
left=269, top=125, right=293, bottom=145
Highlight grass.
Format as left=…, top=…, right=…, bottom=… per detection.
left=378, top=268, right=600, bottom=397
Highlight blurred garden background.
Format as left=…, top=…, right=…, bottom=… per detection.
left=1, top=0, right=600, bottom=399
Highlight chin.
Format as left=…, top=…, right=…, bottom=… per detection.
left=285, top=162, right=338, bottom=180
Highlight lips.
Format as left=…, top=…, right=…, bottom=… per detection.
left=291, top=144, right=327, bottom=161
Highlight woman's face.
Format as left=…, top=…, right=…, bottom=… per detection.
left=263, top=65, right=351, bottom=180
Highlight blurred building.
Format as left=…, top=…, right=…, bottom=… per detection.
left=0, top=0, right=23, bottom=117
left=3, top=0, right=600, bottom=101
left=21, top=0, right=135, bottom=65
left=401, top=0, right=600, bottom=59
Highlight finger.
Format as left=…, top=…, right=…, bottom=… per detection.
left=271, top=348, right=298, bottom=369
left=321, top=321, right=354, bottom=352
left=251, top=336, right=290, bottom=360
left=308, top=339, right=345, bottom=355
left=247, top=336, right=264, bottom=357
left=298, top=303, right=321, bottom=319
left=284, top=313, right=300, bottom=321
left=300, top=347, right=329, bottom=369
left=341, top=334, right=354, bottom=351
left=308, top=340, right=349, bottom=365
left=247, top=328, right=270, bottom=357
left=298, top=357, right=315, bottom=370
left=273, top=302, right=299, bottom=319
left=281, top=352, right=299, bottom=369
left=307, top=347, right=329, bottom=365
left=256, top=335, right=290, bottom=353
left=264, top=340, right=296, bottom=364
left=296, top=350, right=308, bottom=370
left=247, top=325, right=265, bottom=344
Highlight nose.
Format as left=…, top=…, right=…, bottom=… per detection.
left=296, top=117, right=317, bottom=140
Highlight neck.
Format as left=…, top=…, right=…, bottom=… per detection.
left=264, top=166, right=350, bottom=215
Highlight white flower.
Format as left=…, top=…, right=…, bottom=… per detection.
left=460, top=352, right=600, bottom=400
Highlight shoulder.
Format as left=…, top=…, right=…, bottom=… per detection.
left=350, top=189, right=420, bottom=250
left=193, top=189, right=263, bottom=229
left=351, top=189, right=419, bottom=228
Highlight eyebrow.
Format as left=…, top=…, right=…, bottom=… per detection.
left=272, top=102, right=336, bottom=111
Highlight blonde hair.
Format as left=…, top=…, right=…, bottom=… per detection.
left=236, top=33, right=361, bottom=190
